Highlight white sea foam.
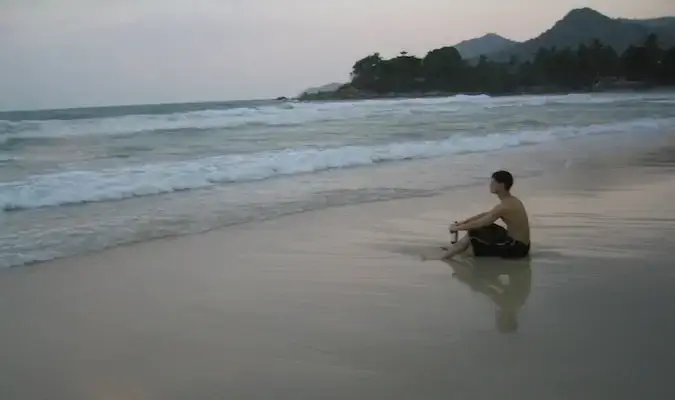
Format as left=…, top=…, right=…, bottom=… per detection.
left=1, top=117, right=671, bottom=211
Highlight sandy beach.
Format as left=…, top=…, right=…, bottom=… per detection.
left=2, top=137, right=675, bottom=399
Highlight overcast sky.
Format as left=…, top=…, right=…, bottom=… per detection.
left=1, top=0, right=674, bottom=110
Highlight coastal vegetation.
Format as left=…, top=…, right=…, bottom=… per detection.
left=300, top=34, right=675, bottom=100
left=299, top=8, right=675, bottom=100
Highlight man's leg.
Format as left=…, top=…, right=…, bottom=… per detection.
left=442, top=234, right=471, bottom=259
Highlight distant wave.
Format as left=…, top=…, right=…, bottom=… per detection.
left=0, top=104, right=309, bottom=143
left=0, top=100, right=277, bottom=122
left=2, top=93, right=668, bottom=146
left=1, top=117, right=671, bottom=211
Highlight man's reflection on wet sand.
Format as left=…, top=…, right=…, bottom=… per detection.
left=445, top=258, right=532, bottom=333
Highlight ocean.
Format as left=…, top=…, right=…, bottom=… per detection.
left=2, top=92, right=675, bottom=268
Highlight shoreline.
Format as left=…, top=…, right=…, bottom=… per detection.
left=11, top=140, right=675, bottom=273
left=295, top=84, right=675, bottom=102
left=3, top=126, right=673, bottom=270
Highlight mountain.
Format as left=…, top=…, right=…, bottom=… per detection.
left=452, top=33, right=518, bottom=58
left=620, top=17, right=675, bottom=31
left=486, top=8, right=675, bottom=61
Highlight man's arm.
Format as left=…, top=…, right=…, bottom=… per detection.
left=458, top=212, right=488, bottom=225
left=455, top=204, right=505, bottom=231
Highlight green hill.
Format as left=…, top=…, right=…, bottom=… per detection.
left=487, top=8, right=675, bottom=61
left=453, top=33, right=519, bottom=59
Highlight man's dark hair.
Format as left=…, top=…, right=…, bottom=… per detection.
left=492, top=170, right=514, bottom=191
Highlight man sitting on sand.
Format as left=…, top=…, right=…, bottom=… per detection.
left=443, top=170, right=530, bottom=260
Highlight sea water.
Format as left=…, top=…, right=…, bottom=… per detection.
left=2, top=92, right=674, bottom=267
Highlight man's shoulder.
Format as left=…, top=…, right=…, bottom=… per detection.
left=499, top=196, right=524, bottom=210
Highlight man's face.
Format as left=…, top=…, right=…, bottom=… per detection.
left=489, top=178, right=501, bottom=194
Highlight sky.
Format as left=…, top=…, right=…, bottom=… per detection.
left=1, top=0, right=674, bottom=110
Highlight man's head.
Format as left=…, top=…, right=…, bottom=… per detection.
left=490, top=170, right=514, bottom=194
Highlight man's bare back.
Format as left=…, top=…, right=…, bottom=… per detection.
left=497, top=195, right=530, bottom=245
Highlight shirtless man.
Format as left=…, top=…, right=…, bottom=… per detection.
left=443, top=170, right=530, bottom=260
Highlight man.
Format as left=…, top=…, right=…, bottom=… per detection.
left=443, top=170, right=530, bottom=259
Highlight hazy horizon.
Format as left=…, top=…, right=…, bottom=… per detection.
left=2, top=0, right=674, bottom=111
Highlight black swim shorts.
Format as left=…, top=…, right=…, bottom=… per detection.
left=468, top=223, right=530, bottom=259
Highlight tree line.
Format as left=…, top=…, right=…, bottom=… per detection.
left=343, top=34, right=675, bottom=96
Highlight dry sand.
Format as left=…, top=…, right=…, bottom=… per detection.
left=2, top=148, right=675, bottom=399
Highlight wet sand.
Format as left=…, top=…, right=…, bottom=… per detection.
left=2, top=152, right=675, bottom=399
